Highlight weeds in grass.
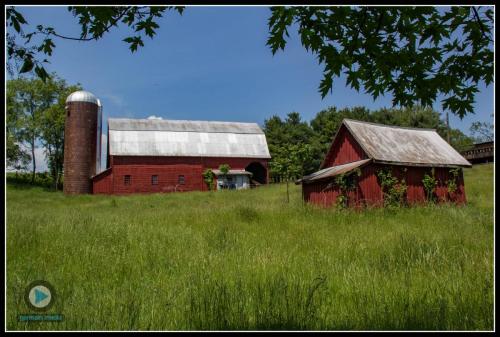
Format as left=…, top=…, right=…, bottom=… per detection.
left=6, top=164, right=493, bottom=330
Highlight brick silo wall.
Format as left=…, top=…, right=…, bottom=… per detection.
left=63, top=101, right=98, bottom=194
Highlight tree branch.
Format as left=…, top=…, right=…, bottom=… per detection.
left=42, top=8, right=130, bottom=42
left=471, top=6, right=490, bottom=42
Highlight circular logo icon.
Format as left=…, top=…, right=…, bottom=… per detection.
left=24, top=280, right=55, bottom=311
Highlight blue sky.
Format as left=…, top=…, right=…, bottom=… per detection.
left=10, top=6, right=495, bottom=171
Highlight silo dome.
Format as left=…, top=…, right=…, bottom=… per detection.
left=66, top=90, right=98, bottom=104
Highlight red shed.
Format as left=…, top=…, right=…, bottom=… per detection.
left=92, top=118, right=271, bottom=194
left=298, top=119, right=472, bottom=207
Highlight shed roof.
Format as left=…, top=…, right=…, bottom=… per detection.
left=341, top=119, right=471, bottom=168
left=212, top=169, right=253, bottom=176
left=298, top=159, right=371, bottom=184
left=108, top=118, right=271, bottom=158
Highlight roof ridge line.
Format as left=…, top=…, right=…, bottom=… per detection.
left=108, top=117, right=261, bottom=125
left=342, top=118, right=437, bottom=132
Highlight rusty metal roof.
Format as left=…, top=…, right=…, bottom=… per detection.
left=108, top=118, right=271, bottom=158
left=298, top=159, right=371, bottom=184
left=343, top=119, right=471, bottom=167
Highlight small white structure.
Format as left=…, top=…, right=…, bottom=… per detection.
left=213, top=169, right=253, bottom=190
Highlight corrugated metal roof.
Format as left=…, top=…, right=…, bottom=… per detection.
left=298, top=159, right=371, bottom=184
left=109, top=118, right=264, bottom=134
left=343, top=119, right=471, bottom=167
left=108, top=118, right=271, bottom=158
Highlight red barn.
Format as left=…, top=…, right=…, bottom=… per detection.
left=298, top=119, right=472, bottom=207
left=92, top=118, right=271, bottom=194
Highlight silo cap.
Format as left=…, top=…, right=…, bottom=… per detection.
left=66, top=90, right=98, bottom=104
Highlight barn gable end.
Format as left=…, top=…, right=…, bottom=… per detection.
left=320, top=124, right=368, bottom=169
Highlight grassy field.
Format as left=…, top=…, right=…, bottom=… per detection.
left=6, top=164, right=494, bottom=331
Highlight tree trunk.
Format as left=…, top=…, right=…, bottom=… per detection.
left=31, top=138, right=36, bottom=184
left=286, top=178, right=289, bottom=203
left=446, top=110, right=450, bottom=144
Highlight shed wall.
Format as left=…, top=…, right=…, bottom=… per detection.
left=303, top=163, right=466, bottom=207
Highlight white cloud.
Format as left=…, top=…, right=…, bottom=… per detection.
left=147, top=115, right=163, bottom=120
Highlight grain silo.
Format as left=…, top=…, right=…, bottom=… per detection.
left=63, top=90, right=102, bottom=194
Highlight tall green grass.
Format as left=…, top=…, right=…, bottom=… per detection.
left=6, top=164, right=494, bottom=330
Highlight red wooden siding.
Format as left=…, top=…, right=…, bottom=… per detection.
left=92, top=155, right=269, bottom=195
left=321, top=125, right=367, bottom=168
left=92, top=169, right=113, bottom=194
left=303, top=163, right=466, bottom=207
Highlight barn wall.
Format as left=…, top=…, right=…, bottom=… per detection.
left=321, top=125, right=368, bottom=168
left=100, top=156, right=268, bottom=194
left=303, top=163, right=467, bottom=207
left=92, top=169, right=113, bottom=194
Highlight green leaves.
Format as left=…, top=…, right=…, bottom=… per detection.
left=19, top=57, right=34, bottom=73
left=7, top=6, right=185, bottom=79
left=266, top=7, right=296, bottom=55
left=34, top=66, right=49, bottom=82
left=135, top=17, right=160, bottom=38
left=123, top=36, right=144, bottom=52
left=267, top=6, right=494, bottom=119
left=7, top=6, right=27, bottom=33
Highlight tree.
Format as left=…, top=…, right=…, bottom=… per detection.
left=7, top=74, right=81, bottom=188
left=6, top=77, right=58, bottom=183
left=218, top=164, right=231, bottom=189
left=202, top=169, right=216, bottom=191
left=267, top=6, right=493, bottom=118
left=270, top=143, right=312, bottom=203
left=6, top=134, right=31, bottom=172
left=264, top=112, right=316, bottom=180
left=7, top=6, right=184, bottom=80
left=6, top=80, right=31, bottom=170
left=470, top=120, right=493, bottom=143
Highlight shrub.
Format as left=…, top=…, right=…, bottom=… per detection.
left=446, top=168, right=461, bottom=195
left=377, top=168, right=407, bottom=207
left=422, top=168, right=438, bottom=203
left=334, top=168, right=361, bottom=208
left=202, top=169, right=216, bottom=191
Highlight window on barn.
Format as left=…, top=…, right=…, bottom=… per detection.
left=124, top=175, right=131, bottom=185
left=178, top=175, right=185, bottom=185
left=151, top=175, right=158, bottom=185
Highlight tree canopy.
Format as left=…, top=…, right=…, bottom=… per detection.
left=7, top=74, right=82, bottom=189
left=7, top=6, right=493, bottom=119
left=267, top=6, right=493, bottom=118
